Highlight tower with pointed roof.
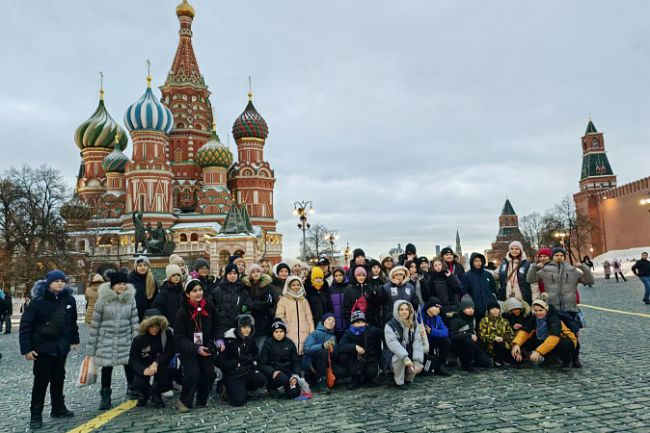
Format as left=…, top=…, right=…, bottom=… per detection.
left=486, top=199, right=529, bottom=264
left=455, top=230, right=462, bottom=256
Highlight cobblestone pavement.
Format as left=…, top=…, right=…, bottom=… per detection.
left=2, top=277, right=650, bottom=433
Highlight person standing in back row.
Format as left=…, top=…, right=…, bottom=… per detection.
left=632, top=252, right=650, bottom=305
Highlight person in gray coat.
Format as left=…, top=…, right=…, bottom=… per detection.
left=88, top=272, right=139, bottom=410
left=383, top=300, right=424, bottom=388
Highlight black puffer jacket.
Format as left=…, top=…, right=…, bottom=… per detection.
left=151, top=280, right=184, bottom=328
left=215, top=317, right=261, bottom=380
left=364, top=278, right=384, bottom=328
left=128, top=270, right=159, bottom=321
left=197, top=275, right=218, bottom=298
left=305, top=280, right=332, bottom=327
left=173, top=298, right=217, bottom=356
left=208, top=280, right=250, bottom=338
left=428, top=270, right=463, bottom=312
left=448, top=311, right=476, bottom=343
left=259, top=336, right=301, bottom=377
left=337, top=325, right=383, bottom=362
left=19, top=281, right=80, bottom=356
left=242, top=274, right=276, bottom=337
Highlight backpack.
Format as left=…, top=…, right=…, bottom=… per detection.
left=351, top=296, right=368, bottom=314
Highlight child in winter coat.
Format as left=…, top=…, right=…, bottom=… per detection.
left=20, top=270, right=79, bottom=429
left=328, top=267, right=349, bottom=338
left=305, top=266, right=332, bottom=326
left=427, top=259, right=463, bottom=319
left=88, top=271, right=139, bottom=410
left=343, top=266, right=369, bottom=328
left=210, top=264, right=250, bottom=346
left=384, top=300, right=424, bottom=388
left=129, top=310, right=174, bottom=408
left=215, top=314, right=267, bottom=406
left=275, top=276, right=315, bottom=355
left=381, top=266, right=419, bottom=324
left=173, top=279, right=217, bottom=412
left=242, top=264, right=276, bottom=349
left=421, top=297, right=452, bottom=376
left=502, top=297, right=529, bottom=332
left=151, top=264, right=185, bottom=329
left=405, top=260, right=430, bottom=306
left=478, top=300, right=515, bottom=367
left=461, top=253, right=497, bottom=321
left=301, top=314, right=337, bottom=391
left=84, top=274, right=104, bottom=325
left=365, top=261, right=385, bottom=327
left=336, top=311, right=383, bottom=389
left=192, top=258, right=218, bottom=296
left=260, top=319, right=301, bottom=399
left=449, top=295, right=492, bottom=372
left=270, top=263, right=290, bottom=301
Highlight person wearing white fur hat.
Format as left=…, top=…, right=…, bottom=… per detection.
left=381, top=266, right=419, bottom=324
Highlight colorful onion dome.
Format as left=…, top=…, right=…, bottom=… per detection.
left=124, top=74, right=174, bottom=134
left=60, top=194, right=92, bottom=221
left=232, top=92, right=268, bottom=140
left=74, top=89, right=128, bottom=151
left=196, top=123, right=233, bottom=168
left=102, top=134, right=129, bottom=173
left=176, top=0, right=195, bottom=18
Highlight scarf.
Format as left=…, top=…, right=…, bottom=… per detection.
left=535, top=317, right=549, bottom=341
left=310, top=267, right=324, bottom=290
left=350, top=325, right=366, bottom=336
left=188, top=298, right=209, bottom=320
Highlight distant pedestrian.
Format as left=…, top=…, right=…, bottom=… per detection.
left=603, top=260, right=612, bottom=280
left=1, top=289, right=12, bottom=334
left=612, top=258, right=627, bottom=282
left=84, top=274, right=104, bottom=326
left=631, top=252, right=650, bottom=304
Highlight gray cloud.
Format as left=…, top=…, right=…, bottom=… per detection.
left=1, top=0, right=649, bottom=259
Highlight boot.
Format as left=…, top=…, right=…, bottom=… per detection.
left=50, top=400, right=74, bottom=418
left=151, top=394, right=165, bottom=409
left=434, top=365, right=452, bottom=376
left=126, top=384, right=139, bottom=399
left=99, top=388, right=112, bottom=410
left=136, top=391, right=148, bottom=407
left=30, top=407, right=43, bottom=430
left=572, top=350, right=582, bottom=369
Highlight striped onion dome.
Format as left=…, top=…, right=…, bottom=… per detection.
left=74, top=92, right=128, bottom=151
left=102, top=134, right=129, bottom=173
left=196, top=124, right=233, bottom=168
left=124, top=77, right=174, bottom=134
left=232, top=93, right=268, bottom=140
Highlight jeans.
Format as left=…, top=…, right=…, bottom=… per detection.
left=640, top=276, right=650, bottom=301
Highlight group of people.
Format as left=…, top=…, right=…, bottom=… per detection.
left=19, top=242, right=595, bottom=429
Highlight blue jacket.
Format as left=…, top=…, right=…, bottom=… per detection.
left=421, top=311, right=449, bottom=340
left=329, top=281, right=348, bottom=333
left=301, top=322, right=336, bottom=370
left=19, top=281, right=80, bottom=356
left=461, top=253, right=497, bottom=318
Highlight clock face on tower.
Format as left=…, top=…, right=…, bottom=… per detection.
left=592, top=138, right=599, bottom=148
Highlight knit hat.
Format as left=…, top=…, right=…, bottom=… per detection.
left=417, top=256, right=429, bottom=267
left=389, top=266, right=409, bottom=280
left=91, top=273, right=104, bottom=283
left=532, top=293, right=550, bottom=311
left=350, top=310, right=366, bottom=324
left=143, top=308, right=163, bottom=319
left=194, top=257, right=210, bottom=271
left=440, top=247, right=454, bottom=256
left=166, top=264, right=182, bottom=279
left=224, top=263, right=239, bottom=276
left=552, top=247, right=567, bottom=258
left=537, top=247, right=552, bottom=257
left=509, top=241, right=524, bottom=251
left=405, top=243, right=417, bottom=256
left=46, top=270, right=66, bottom=286
left=311, top=266, right=325, bottom=289
left=271, top=318, right=287, bottom=332
left=487, top=300, right=501, bottom=313
left=110, top=271, right=128, bottom=286
left=248, top=263, right=263, bottom=274
left=134, top=255, right=150, bottom=267
left=460, top=295, right=475, bottom=311
left=275, top=263, right=290, bottom=276
left=322, top=313, right=335, bottom=323
left=237, top=314, right=255, bottom=329
left=353, top=248, right=366, bottom=260
left=505, top=297, right=524, bottom=312
left=424, top=296, right=443, bottom=311
left=353, top=266, right=368, bottom=277
left=184, top=279, right=202, bottom=294
left=368, top=259, right=381, bottom=270
left=169, top=254, right=185, bottom=266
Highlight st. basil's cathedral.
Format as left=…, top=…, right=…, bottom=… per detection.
left=61, top=0, right=282, bottom=280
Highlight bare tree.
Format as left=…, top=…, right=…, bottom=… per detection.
left=520, top=212, right=545, bottom=254
left=299, top=223, right=337, bottom=262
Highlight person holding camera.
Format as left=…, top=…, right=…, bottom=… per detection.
left=19, top=270, right=79, bottom=429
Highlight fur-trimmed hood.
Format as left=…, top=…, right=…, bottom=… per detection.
left=139, top=315, right=169, bottom=335
left=31, top=280, right=74, bottom=299
left=98, top=282, right=136, bottom=303
left=242, top=273, right=272, bottom=289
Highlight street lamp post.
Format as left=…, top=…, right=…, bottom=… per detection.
left=343, top=242, right=351, bottom=267
left=324, top=232, right=339, bottom=263
left=293, top=200, right=314, bottom=262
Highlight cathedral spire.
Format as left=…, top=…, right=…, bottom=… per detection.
left=165, top=0, right=204, bottom=88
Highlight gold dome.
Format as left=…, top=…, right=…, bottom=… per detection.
left=176, top=0, right=195, bottom=18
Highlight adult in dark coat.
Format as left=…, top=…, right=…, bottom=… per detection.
left=427, top=259, right=463, bottom=318
left=215, top=314, right=267, bottom=406
left=173, top=279, right=217, bottom=411
left=259, top=319, right=301, bottom=399
left=19, top=270, right=79, bottom=429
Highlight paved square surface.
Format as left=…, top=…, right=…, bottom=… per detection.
left=2, top=277, right=649, bottom=432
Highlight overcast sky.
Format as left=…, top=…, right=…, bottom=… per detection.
left=1, top=0, right=649, bottom=259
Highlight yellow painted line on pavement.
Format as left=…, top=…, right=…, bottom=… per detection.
left=66, top=400, right=137, bottom=433
left=580, top=303, right=650, bottom=318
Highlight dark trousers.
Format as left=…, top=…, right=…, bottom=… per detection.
left=223, top=370, right=267, bottom=406
left=31, top=354, right=67, bottom=412
left=426, top=337, right=451, bottom=371
left=522, top=337, right=574, bottom=364
left=267, top=372, right=300, bottom=399
left=339, top=354, right=379, bottom=383
left=133, top=365, right=169, bottom=397
left=179, top=353, right=216, bottom=407
left=0, top=313, right=10, bottom=333
left=452, top=336, right=491, bottom=368
left=308, top=349, right=329, bottom=376
left=614, top=272, right=627, bottom=282
left=101, top=365, right=134, bottom=389
left=492, top=341, right=514, bottom=364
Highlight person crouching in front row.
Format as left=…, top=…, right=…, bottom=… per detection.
left=383, top=300, right=424, bottom=389
left=215, top=314, right=267, bottom=407
left=336, top=310, right=383, bottom=389
left=173, top=279, right=217, bottom=412
left=129, top=309, right=174, bottom=408
left=260, top=319, right=301, bottom=399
